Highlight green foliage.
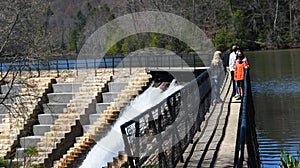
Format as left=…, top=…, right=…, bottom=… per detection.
left=108, top=13, right=116, bottom=21
left=121, top=41, right=130, bottom=54
left=23, top=146, right=40, bottom=168
left=45, top=7, right=54, bottom=17
left=0, top=157, right=9, bottom=167
left=215, top=28, right=230, bottom=51
left=281, top=151, right=300, bottom=168
left=106, top=43, right=121, bottom=56
left=150, top=33, right=162, bottom=48
left=214, top=28, right=238, bottom=51
left=101, top=4, right=111, bottom=13
left=25, top=146, right=38, bottom=156
left=31, top=165, right=43, bottom=168
left=69, top=30, right=79, bottom=52
left=120, top=36, right=139, bottom=54
left=75, top=11, right=87, bottom=31
left=68, top=10, right=87, bottom=52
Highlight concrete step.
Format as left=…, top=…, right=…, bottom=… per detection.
left=43, top=131, right=67, bottom=139
left=79, top=87, right=102, bottom=93
left=38, top=114, right=60, bottom=124
left=53, top=113, right=90, bottom=126
left=70, top=99, right=92, bottom=104
left=20, top=136, right=43, bottom=148
left=52, top=83, right=82, bottom=93
left=67, top=103, right=88, bottom=109
left=82, top=125, right=92, bottom=133
left=96, top=103, right=110, bottom=113
left=26, top=77, right=52, bottom=84
left=0, top=94, right=16, bottom=104
left=89, top=114, right=101, bottom=125
left=79, top=114, right=90, bottom=125
left=33, top=124, right=51, bottom=136
left=108, top=82, right=128, bottom=92
left=0, top=104, right=11, bottom=114
left=73, top=94, right=96, bottom=99
left=47, top=93, right=75, bottom=103
left=63, top=107, right=86, bottom=114
left=0, top=114, right=6, bottom=123
left=21, top=87, right=47, bottom=94
left=51, top=125, right=72, bottom=132
left=102, top=92, right=119, bottom=103
left=43, top=103, right=68, bottom=114
left=15, top=148, right=26, bottom=160
left=1, top=84, right=24, bottom=94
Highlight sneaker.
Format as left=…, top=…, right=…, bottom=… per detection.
left=213, top=99, right=223, bottom=104
left=234, top=94, right=239, bottom=98
left=213, top=99, right=217, bottom=104
left=236, top=95, right=242, bottom=100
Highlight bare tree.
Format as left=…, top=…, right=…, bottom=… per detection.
left=0, top=0, right=51, bottom=118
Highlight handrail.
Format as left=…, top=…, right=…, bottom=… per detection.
left=235, top=68, right=260, bottom=168
left=0, top=54, right=207, bottom=77
left=236, top=68, right=248, bottom=167
left=120, top=70, right=211, bottom=167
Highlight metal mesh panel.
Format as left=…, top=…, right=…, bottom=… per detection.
left=121, top=70, right=211, bottom=167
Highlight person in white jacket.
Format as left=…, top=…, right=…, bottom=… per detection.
left=229, top=45, right=239, bottom=97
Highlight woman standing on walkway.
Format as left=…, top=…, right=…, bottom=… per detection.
left=209, top=51, right=224, bottom=104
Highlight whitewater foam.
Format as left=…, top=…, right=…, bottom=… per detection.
left=80, top=80, right=183, bottom=168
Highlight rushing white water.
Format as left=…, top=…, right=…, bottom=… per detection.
left=80, top=80, right=183, bottom=168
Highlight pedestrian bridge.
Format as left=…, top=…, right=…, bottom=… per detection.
left=120, top=68, right=260, bottom=168
left=0, top=66, right=260, bottom=167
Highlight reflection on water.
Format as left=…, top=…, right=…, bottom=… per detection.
left=248, top=49, right=300, bottom=167
left=252, top=79, right=300, bottom=95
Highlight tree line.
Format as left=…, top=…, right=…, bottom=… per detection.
left=1, top=0, right=300, bottom=59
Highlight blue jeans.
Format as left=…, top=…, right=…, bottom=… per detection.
left=212, top=77, right=220, bottom=100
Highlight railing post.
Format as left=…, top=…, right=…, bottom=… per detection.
left=169, top=54, right=171, bottom=69
left=56, top=59, right=59, bottom=77
left=120, top=124, right=135, bottom=168
left=181, top=54, right=183, bottom=69
left=85, top=58, right=88, bottom=69
left=157, top=56, right=162, bottom=69
left=129, top=56, right=132, bottom=75
left=75, top=60, right=78, bottom=76
left=37, top=59, right=40, bottom=77
left=135, top=121, right=140, bottom=167
left=104, top=58, right=107, bottom=68
left=193, top=54, right=196, bottom=70
left=66, top=59, right=69, bottom=70
left=94, top=58, right=96, bottom=76
left=112, top=57, right=115, bottom=75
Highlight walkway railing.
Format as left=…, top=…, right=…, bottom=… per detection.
left=235, top=68, right=260, bottom=167
left=120, top=70, right=211, bottom=167
left=0, top=54, right=206, bottom=77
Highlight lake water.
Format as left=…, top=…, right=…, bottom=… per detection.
left=247, top=49, right=300, bottom=167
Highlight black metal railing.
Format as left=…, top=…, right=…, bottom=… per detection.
left=235, top=68, right=260, bottom=168
left=120, top=70, right=211, bottom=167
left=0, top=54, right=207, bottom=77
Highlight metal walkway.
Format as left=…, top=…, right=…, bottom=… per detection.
left=176, top=73, right=247, bottom=168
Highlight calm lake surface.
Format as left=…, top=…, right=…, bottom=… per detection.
left=247, top=49, right=300, bottom=167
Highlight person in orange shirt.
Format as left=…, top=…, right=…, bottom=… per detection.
left=234, top=52, right=249, bottom=100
